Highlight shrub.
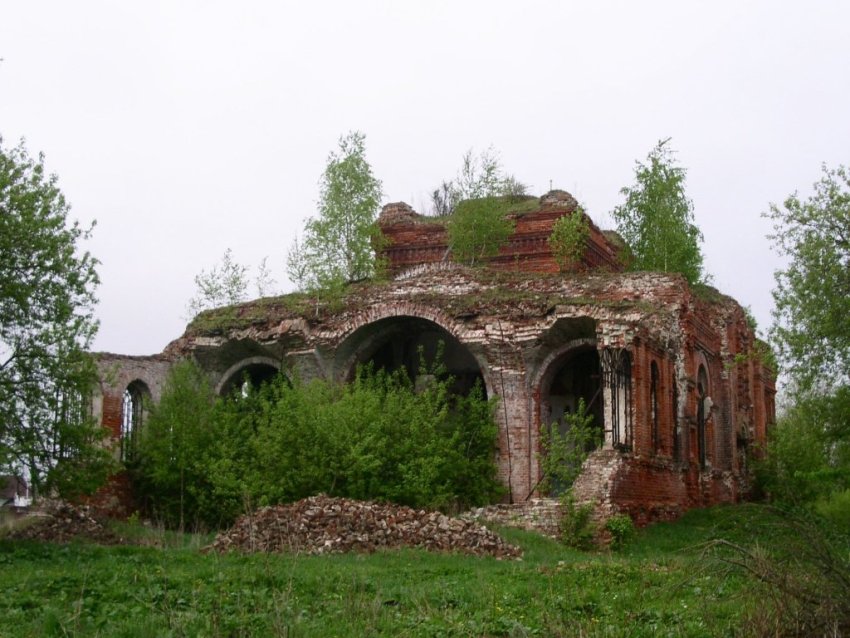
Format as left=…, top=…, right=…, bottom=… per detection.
left=134, top=359, right=502, bottom=529
left=538, top=398, right=599, bottom=495
left=604, top=513, right=635, bottom=550
left=559, top=491, right=596, bottom=550
left=548, top=209, right=590, bottom=271
left=448, top=197, right=515, bottom=266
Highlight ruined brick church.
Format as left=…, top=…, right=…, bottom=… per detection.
left=94, top=191, right=775, bottom=525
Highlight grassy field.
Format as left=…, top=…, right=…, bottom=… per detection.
left=0, top=505, right=793, bottom=637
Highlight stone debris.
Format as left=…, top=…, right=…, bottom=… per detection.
left=5, top=501, right=121, bottom=545
left=204, top=495, right=522, bottom=559
left=464, top=498, right=562, bottom=539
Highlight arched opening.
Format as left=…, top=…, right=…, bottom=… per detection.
left=539, top=345, right=603, bottom=493
left=121, top=380, right=150, bottom=462
left=697, top=364, right=709, bottom=469
left=339, top=316, right=486, bottom=398
left=218, top=358, right=282, bottom=397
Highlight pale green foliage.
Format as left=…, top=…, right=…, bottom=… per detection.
left=186, top=248, right=249, bottom=317
left=287, top=131, right=383, bottom=291
left=187, top=250, right=280, bottom=318
left=456, top=147, right=506, bottom=200
left=430, top=147, right=527, bottom=216
left=0, top=138, right=112, bottom=497
left=254, top=256, right=278, bottom=298
left=612, top=139, right=704, bottom=284
left=538, top=398, right=599, bottom=495
left=548, top=209, right=590, bottom=271
left=766, top=163, right=850, bottom=391
left=448, top=197, right=515, bottom=265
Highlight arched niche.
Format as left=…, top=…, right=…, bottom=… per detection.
left=335, top=315, right=489, bottom=398
left=216, top=356, right=283, bottom=397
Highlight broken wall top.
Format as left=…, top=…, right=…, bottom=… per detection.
left=378, top=191, right=625, bottom=276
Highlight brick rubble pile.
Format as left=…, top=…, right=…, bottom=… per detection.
left=205, top=495, right=521, bottom=559
left=6, top=501, right=121, bottom=545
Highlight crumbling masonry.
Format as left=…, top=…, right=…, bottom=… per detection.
left=93, top=191, right=775, bottom=525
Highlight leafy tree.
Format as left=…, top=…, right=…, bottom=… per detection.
left=766, top=164, right=850, bottom=391
left=286, top=131, right=383, bottom=291
left=548, top=209, right=590, bottom=271
left=0, top=138, right=111, bottom=497
left=612, top=139, right=705, bottom=284
left=759, top=164, right=850, bottom=519
left=134, top=359, right=219, bottom=530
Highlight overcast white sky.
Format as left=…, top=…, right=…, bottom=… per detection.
left=2, top=1, right=849, bottom=355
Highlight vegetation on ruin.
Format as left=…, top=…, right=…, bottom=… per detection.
left=612, top=138, right=705, bottom=284
left=131, top=359, right=502, bottom=529
left=428, top=146, right=528, bottom=217
left=447, top=196, right=517, bottom=265
left=537, top=398, right=599, bottom=496
left=548, top=207, right=591, bottom=271
left=1, top=503, right=835, bottom=637
left=286, top=131, right=384, bottom=293
left=0, top=138, right=113, bottom=499
left=185, top=268, right=670, bottom=338
left=185, top=248, right=282, bottom=319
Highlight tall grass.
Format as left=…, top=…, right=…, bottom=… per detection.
left=0, top=504, right=799, bottom=637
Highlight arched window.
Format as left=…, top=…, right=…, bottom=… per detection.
left=121, top=380, right=150, bottom=462
left=696, top=365, right=709, bottom=469
left=650, top=361, right=660, bottom=453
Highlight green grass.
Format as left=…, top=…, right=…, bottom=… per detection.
left=0, top=505, right=790, bottom=637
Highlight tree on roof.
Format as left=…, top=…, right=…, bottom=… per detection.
left=287, top=131, right=383, bottom=292
left=611, top=139, right=705, bottom=284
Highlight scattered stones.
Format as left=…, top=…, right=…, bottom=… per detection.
left=5, top=501, right=121, bottom=545
left=204, top=495, right=522, bottom=559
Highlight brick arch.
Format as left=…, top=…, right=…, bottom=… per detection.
left=332, top=302, right=493, bottom=397
left=531, top=338, right=602, bottom=435
left=529, top=337, right=602, bottom=495
left=530, top=337, right=598, bottom=393
left=215, top=356, right=283, bottom=396
left=338, top=301, right=475, bottom=345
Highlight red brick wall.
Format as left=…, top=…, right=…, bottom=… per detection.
left=378, top=203, right=624, bottom=276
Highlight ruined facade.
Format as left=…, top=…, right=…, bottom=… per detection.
left=94, top=191, right=775, bottom=524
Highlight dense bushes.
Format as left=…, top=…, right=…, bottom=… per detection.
left=757, top=388, right=850, bottom=519
left=132, top=360, right=502, bottom=529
